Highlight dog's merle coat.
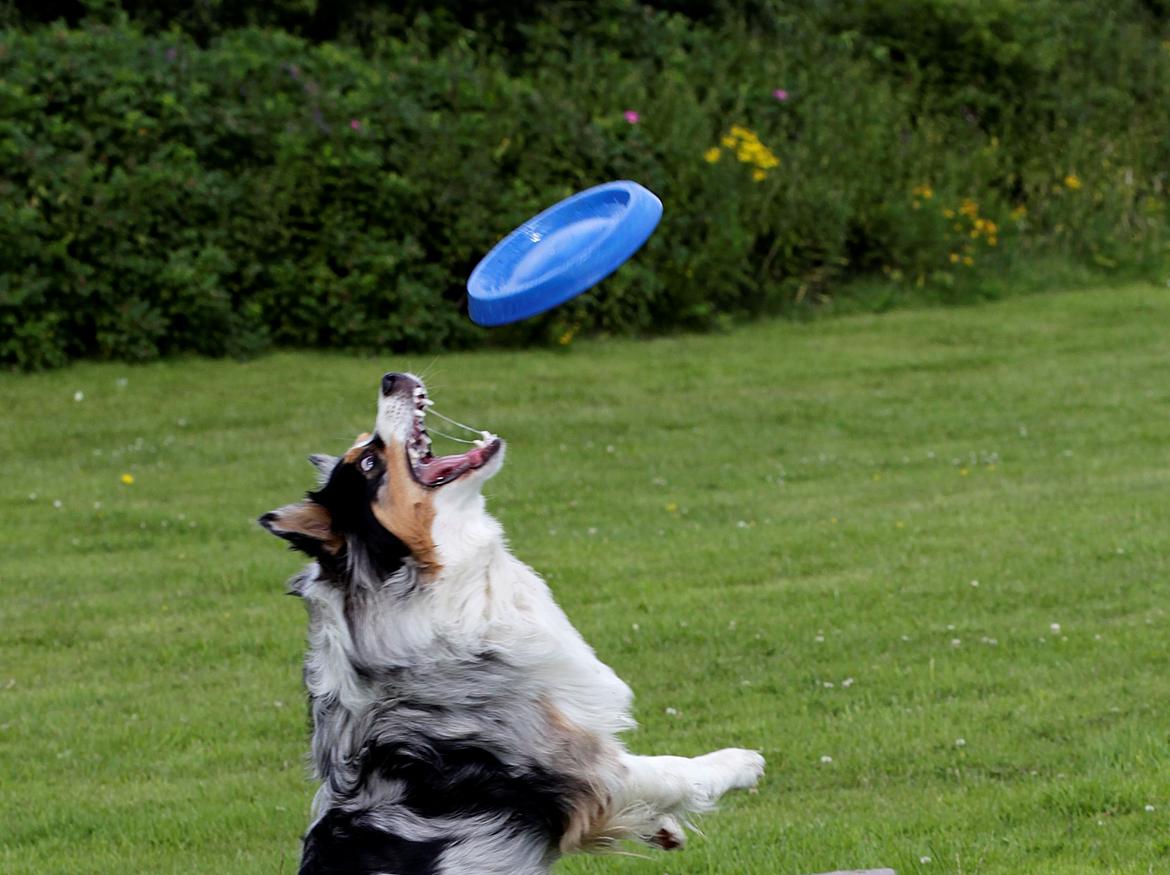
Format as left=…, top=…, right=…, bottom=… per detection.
left=262, top=374, right=764, bottom=874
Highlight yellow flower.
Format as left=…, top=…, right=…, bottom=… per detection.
left=943, top=208, right=956, bottom=219
left=949, top=253, right=960, bottom=264
left=987, top=236, right=998, bottom=247
left=665, top=501, right=678, bottom=513
left=959, top=199, right=979, bottom=218
left=703, top=147, right=722, bottom=163
left=1011, top=205, right=1027, bottom=220
left=912, top=184, right=934, bottom=200
left=1064, top=173, right=1082, bottom=190
left=959, top=467, right=970, bottom=476
left=120, top=473, right=135, bottom=485
left=751, top=168, right=767, bottom=182
left=722, top=126, right=779, bottom=172
left=962, top=255, right=974, bottom=266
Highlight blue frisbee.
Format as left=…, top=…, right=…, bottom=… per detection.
left=467, top=180, right=663, bottom=326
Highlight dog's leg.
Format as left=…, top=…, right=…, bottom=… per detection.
left=610, top=748, right=764, bottom=848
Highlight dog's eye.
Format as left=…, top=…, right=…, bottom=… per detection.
left=359, top=454, right=376, bottom=473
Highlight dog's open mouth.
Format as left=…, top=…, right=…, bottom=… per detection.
left=405, top=386, right=501, bottom=487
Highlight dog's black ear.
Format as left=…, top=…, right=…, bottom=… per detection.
left=308, top=454, right=338, bottom=486
left=259, top=500, right=343, bottom=559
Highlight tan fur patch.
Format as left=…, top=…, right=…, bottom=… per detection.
left=542, top=701, right=622, bottom=854
left=341, top=434, right=373, bottom=464
left=270, top=501, right=344, bottom=554
left=370, top=437, right=441, bottom=576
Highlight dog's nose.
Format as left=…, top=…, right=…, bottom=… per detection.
left=381, top=372, right=421, bottom=397
left=381, top=372, right=403, bottom=397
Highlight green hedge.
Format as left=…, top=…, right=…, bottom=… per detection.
left=2, top=3, right=1169, bottom=368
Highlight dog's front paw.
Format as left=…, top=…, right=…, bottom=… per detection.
left=646, top=814, right=686, bottom=851
left=698, top=748, right=765, bottom=794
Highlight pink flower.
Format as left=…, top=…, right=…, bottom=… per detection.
left=623, top=110, right=640, bottom=124
left=772, top=89, right=790, bottom=102
left=349, top=119, right=361, bottom=130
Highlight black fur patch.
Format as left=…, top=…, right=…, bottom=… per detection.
left=299, top=808, right=446, bottom=875
left=355, top=736, right=574, bottom=839
left=309, top=445, right=411, bottom=582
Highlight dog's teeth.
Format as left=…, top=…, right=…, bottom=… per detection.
left=414, top=408, right=425, bottom=419
left=422, top=398, right=434, bottom=407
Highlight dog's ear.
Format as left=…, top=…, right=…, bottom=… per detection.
left=259, top=500, right=343, bottom=559
left=307, top=454, right=338, bottom=486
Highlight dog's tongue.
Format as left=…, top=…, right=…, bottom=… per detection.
left=416, top=453, right=471, bottom=486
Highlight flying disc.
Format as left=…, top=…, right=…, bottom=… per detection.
left=467, top=180, right=663, bottom=326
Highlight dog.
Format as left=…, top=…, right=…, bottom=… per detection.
left=260, top=372, right=765, bottom=874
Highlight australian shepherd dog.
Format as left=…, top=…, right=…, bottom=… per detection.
left=261, top=372, right=764, bottom=874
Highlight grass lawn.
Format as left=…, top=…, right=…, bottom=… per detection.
left=2, top=284, right=1169, bottom=874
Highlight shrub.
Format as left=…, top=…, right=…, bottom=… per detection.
left=1, top=3, right=1168, bottom=368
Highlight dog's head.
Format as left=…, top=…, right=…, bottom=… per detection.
left=260, top=372, right=504, bottom=583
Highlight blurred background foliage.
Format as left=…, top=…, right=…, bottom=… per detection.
left=2, top=0, right=1168, bottom=368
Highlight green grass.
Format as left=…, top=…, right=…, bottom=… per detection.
left=3, top=284, right=1169, bottom=874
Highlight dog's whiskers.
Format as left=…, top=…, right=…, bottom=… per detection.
left=427, top=407, right=486, bottom=437
left=427, top=425, right=478, bottom=445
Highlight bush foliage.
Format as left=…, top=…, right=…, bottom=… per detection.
left=2, top=1, right=1169, bottom=368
